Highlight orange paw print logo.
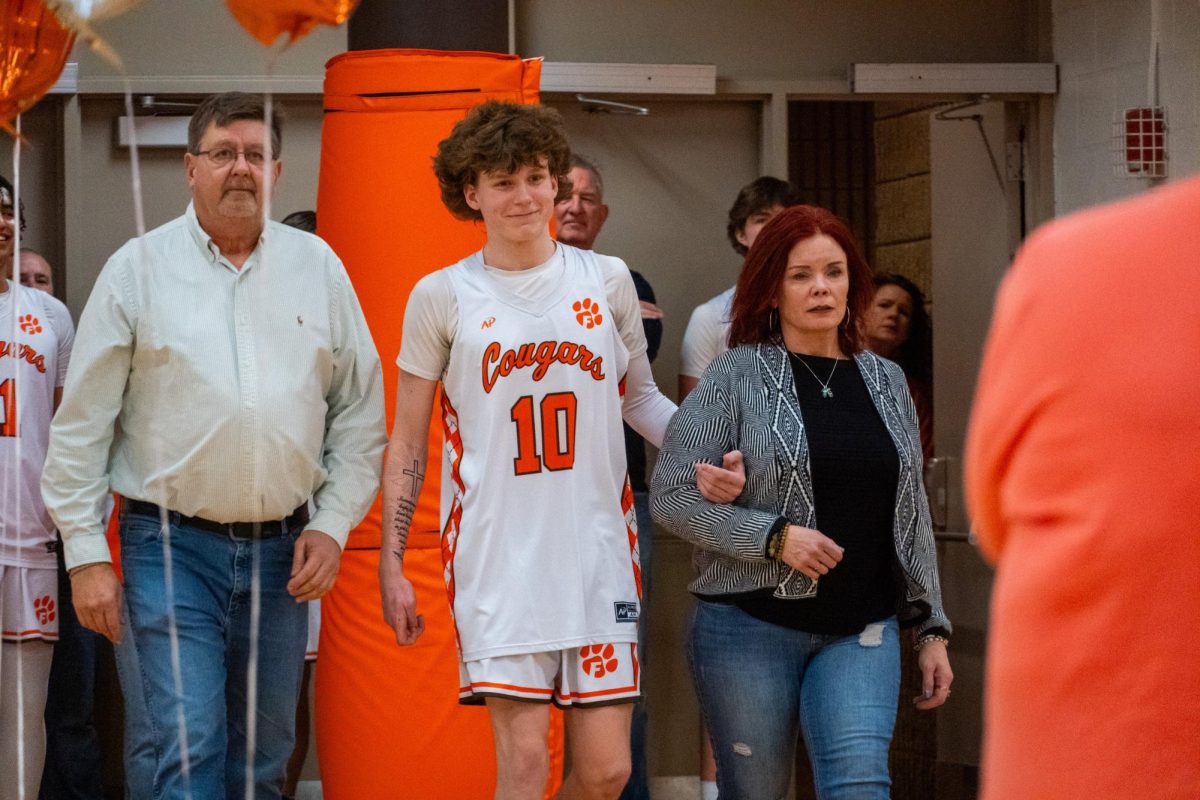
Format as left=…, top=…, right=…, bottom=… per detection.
left=19, top=314, right=41, bottom=334
left=580, top=643, right=619, bottom=678
left=573, top=298, right=603, bottom=329
left=33, top=595, right=56, bottom=625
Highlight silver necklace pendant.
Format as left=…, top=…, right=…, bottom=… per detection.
left=791, top=351, right=839, bottom=399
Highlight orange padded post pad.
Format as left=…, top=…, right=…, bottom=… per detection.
left=314, top=49, right=562, bottom=800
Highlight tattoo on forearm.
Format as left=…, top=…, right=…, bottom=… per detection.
left=402, top=460, right=425, bottom=495
left=387, top=459, right=425, bottom=564
left=391, top=499, right=416, bottom=561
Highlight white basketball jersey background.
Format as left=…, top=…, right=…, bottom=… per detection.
left=0, top=283, right=73, bottom=569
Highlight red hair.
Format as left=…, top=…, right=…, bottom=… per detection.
left=728, top=204, right=874, bottom=354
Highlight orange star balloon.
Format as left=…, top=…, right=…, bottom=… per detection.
left=226, top=0, right=360, bottom=47
left=0, top=0, right=76, bottom=134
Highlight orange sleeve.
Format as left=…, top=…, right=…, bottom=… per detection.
left=105, top=493, right=122, bottom=583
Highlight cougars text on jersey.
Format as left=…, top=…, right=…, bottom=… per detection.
left=481, top=339, right=605, bottom=393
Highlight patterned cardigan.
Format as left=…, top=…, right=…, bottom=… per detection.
left=650, top=340, right=950, bottom=636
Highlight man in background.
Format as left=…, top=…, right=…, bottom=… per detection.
left=678, top=176, right=800, bottom=400
left=554, top=154, right=661, bottom=800
left=15, top=250, right=53, bottom=294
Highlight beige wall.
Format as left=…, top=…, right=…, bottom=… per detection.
left=1053, top=0, right=1200, bottom=213
left=519, top=0, right=1044, bottom=81
left=874, top=102, right=933, bottom=297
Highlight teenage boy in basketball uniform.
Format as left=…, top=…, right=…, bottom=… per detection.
left=378, top=101, right=739, bottom=799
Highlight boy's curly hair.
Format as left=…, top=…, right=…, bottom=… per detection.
left=433, top=101, right=573, bottom=221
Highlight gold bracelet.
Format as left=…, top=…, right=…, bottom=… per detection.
left=914, top=634, right=950, bottom=652
left=771, top=525, right=791, bottom=560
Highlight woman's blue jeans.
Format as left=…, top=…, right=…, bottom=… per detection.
left=119, top=509, right=307, bottom=800
left=687, top=600, right=900, bottom=800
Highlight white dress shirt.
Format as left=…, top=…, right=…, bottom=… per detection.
left=42, top=204, right=386, bottom=569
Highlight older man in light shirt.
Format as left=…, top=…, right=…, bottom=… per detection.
left=41, top=92, right=386, bottom=800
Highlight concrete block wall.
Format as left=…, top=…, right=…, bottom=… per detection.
left=1053, top=0, right=1200, bottom=214
left=871, top=101, right=941, bottom=798
left=873, top=102, right=933, bottom=298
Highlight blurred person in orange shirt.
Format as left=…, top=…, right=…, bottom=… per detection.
left=966, top=178, right=1200, bottom=799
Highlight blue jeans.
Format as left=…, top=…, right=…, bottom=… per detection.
left=41, top=545, right=108, bottom=800
left=120, top=510, right=308, bottom=800
left=114, top=599, right=156, bottom=800
left=687, top=601, right=900, bottom=800
left=619, top=490, right=653, bottom=800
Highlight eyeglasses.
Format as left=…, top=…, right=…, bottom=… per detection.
left=194, top=148, right=269, bottom=168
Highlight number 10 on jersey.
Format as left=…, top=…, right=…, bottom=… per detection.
left=0, top=378, right=16, bottom=437
left=510, top=392, right=577, bottom=475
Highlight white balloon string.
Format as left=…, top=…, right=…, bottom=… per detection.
left=11, top=112, right=28, bottom=800
left=158, top=514, right=192, bottom=799
left=122, top=84, right=146, bottom=238
left=244, top=45, right=281, bottom=796
left=243, top=528, right=262, bottom=800
left=123, top=75, right=192, bottom=799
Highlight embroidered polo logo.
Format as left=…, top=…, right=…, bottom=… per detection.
left=573, top=298, right=602, bottom=329
left=18, top=315, right=41, bottom=334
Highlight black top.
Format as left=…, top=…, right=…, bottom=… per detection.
left=724, top=354, right=902, bottom=635
left=624, top=270, right=661, bottom=492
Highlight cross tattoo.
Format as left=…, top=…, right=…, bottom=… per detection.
left=403, top=460, right=425, bottom=496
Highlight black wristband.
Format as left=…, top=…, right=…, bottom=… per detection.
left=763, top=516, right=789, bottom=558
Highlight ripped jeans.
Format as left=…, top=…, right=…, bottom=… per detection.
left=687, top=601, right=899, bottom=800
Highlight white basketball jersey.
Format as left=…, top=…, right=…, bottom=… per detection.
left=0, top=283, right=73, bottom=569
left=439, top=245, right=641, bottom=662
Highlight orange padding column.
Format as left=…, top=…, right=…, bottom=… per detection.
left=314, top=49, right=563, bottom=800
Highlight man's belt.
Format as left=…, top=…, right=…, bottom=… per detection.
left=123, top=499, right=309, bottom=540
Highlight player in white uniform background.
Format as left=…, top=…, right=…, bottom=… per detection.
left=378, top=101, right=741, bottom=800
left=678, top=177, right=801, bottom=400
left=0, top=175, right=75, bottom=798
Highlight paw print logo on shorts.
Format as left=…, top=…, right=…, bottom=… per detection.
left=572, top=298, right=603, bottom=329
left=33, top=595, right=56, bottom=625
left=19, top=314, right=41, bottom=334
left=580, top=643, right=619, bottom=678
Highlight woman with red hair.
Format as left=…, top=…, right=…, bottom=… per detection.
left=652, top=205, right=952, bottom=799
